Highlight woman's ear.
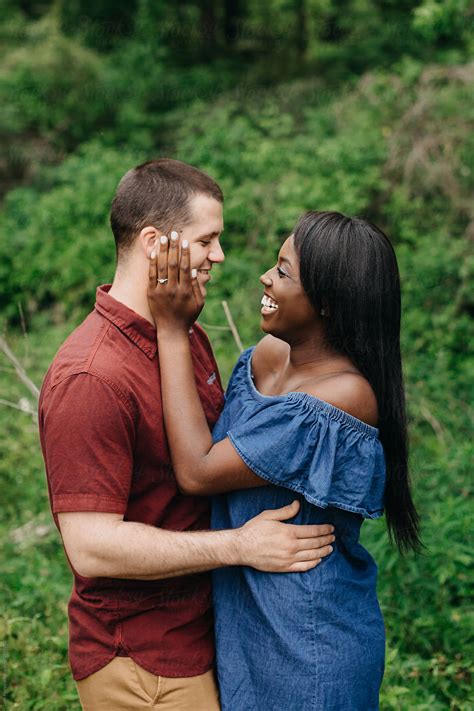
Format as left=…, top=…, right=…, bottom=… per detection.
left=138, top=226, right=160, bottom=258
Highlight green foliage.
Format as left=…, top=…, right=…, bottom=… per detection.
left=1, top=1, right=473, bottom=707
left=0, top=13, right=112, bottom=188
left=0, top=141, right=141, bottom=320
left=1, top=0, right=471, bottom=196
left=3, top=58, right=472, bottom=331
left=413, top=0, right=473, bottom=44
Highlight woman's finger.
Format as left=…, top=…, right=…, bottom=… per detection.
left=157, top=235, right=169, bottom=283
left=191, top=268, right=204, bottom=308
left=148, top=240, right=157, bottom=290
left=179, top=239, right=191, bottom=286
left=168, top=230, right=179, bottom=287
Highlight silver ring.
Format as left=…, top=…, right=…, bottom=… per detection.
left=157, top=278, right=168, bottom=285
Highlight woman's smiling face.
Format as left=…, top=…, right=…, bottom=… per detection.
left=259, top=235, right=318, bottom=341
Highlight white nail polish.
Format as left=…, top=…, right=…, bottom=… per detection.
left=160, top=235, right=168, bottom=245
left=170, top=231, right=178, bottom=241
left=182, top=240, right=189, bottom=248
left=191, top=268, right=197, bottom=278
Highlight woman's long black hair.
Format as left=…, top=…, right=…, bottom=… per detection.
left=293, top=211, right=421, bottom=553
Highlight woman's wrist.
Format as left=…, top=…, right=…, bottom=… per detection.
left=156, top=324, right=191, bottom=343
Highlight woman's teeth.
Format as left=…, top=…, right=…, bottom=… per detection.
left=261, top=295, right=278, bottom=311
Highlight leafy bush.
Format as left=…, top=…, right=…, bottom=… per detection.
left=0, top=48, right=472, bottom=709
left=0, top=141, right=141, bottom=320
left=0, top=13, right=113, bottom=190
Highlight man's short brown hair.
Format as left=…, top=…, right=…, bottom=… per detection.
left=110, top=158, right=223, bottom=257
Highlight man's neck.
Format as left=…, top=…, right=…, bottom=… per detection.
left=109, top=267, right=155, bottom=326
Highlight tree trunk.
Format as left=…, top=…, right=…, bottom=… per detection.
left=199, top=0, right=217, bottom=58
left=295, top=0, right=308, bottom=61
left=224, top=0, right=243, bottom=45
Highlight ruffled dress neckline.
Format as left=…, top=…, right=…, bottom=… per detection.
left=245, top=346, right=379, bottom=438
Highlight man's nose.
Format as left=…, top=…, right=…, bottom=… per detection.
left=209, top=241, right=225, bottom=263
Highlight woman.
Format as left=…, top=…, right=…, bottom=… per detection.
left=148, top=211, right=420, bottom=711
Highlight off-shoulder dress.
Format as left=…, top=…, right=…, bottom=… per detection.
left=211, top=347, right=386, bottom=711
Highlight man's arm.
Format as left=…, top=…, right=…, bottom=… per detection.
left=58, top=504, right=335, bottom=579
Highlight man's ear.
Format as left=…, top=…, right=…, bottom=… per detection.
left=138, top=226, right=160, bottom=258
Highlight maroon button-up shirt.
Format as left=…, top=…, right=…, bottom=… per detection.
left=39, top=285, right=224, bottom=681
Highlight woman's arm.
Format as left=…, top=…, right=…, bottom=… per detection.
left=149, top=233, right=266, bottom=495
left=158, top=328, right=266, bottom=495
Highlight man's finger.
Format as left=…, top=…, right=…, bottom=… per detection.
left=158, top=235, right=168, bottom=282
left=167, top=230, right=179, bottom=287
left=295, top=544, right=334, bottom=559
left=259, top=500, right=300, bottom=521
left=292, top=523, right=335, bottom=539
left=295, top=535, right=335, bottom=550
left=287, top=560, right=322, bottom=572
left=294, top=548, right=329, bottom=562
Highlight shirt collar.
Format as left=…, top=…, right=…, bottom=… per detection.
left=94, top=285, right=157, bottom=359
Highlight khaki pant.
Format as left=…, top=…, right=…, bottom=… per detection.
left=75, top=657, right=220, bottom=710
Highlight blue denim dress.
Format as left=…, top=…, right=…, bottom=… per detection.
left=211, top=347, right=386, bottom=711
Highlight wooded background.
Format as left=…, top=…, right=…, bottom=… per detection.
left=0, top=1, right=473, bottom=708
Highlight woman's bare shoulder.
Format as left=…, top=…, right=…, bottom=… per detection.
left=304, top=373, right=379, bottom=427
left=252, top=335, right=288, bottom=376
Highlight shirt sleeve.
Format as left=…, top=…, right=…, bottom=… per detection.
left=40, top=373, right=135, bottom=514
left=226, top=395, right=385, bottom=519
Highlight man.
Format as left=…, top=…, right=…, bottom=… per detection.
left=39, top=159, right=335, bottom=710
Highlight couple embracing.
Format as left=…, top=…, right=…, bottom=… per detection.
left=39, top=159, right=419, bottom=710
